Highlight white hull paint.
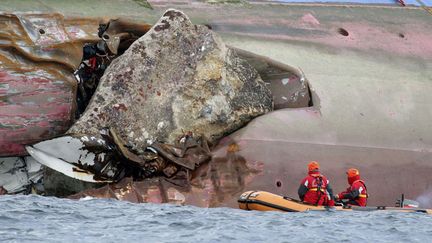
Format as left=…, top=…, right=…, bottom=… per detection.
left=26, top=146, right=110, bottom=183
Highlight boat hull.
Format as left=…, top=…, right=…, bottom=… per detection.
left=1, top=2, right=432, bottom=208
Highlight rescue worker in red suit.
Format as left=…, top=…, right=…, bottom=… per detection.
left=335, top=168, right=368, bottom=207
left=298, top=161, right=335, bottom=206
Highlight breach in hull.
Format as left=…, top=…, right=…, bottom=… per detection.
left=2, top=9, right=311, bottom=204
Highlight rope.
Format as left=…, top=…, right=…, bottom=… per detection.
left=415, top=0, right=432, bottom=15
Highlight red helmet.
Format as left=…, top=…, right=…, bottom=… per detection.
left=308, top=161, right=320, bottom=172
left=347, top=168, right=360, bottom=177
left=347, top=168, right=360, bottom=185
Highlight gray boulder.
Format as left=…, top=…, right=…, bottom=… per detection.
left=69, top=9, right=272, bottom=153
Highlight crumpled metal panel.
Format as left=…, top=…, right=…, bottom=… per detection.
left=0, top=13, right=102, bottom=156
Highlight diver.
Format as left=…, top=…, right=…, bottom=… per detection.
left=298, top=161, right=335, bottom=206
left=335, top=168, right=368, bottom=207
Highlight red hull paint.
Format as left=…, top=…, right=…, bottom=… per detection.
left=0, top=70, right=74, bottom=156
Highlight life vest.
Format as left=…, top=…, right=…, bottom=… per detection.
left=352, top=179, right=368, bottom=206
left=302, top=174, right=330, bottom=206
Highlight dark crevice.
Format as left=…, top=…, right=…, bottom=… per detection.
left=74, top=20, right=150, bottom=117
left=307, top=84, right=314, bottom=107
left=232, top=46, right=316, bottom=110
left=338, top=28, right=349, bottom=36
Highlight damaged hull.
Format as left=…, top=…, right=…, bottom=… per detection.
left=1, top=1, right=432, bottom=208
left=0, top=13, right=151, bottom=157
left=26, top=144, right=113, bottom=183
left=0, top=156, right=44, bottom=194
left=0, top=13, right=99, bottom=156
left=0, top=12, right=308, bottom=157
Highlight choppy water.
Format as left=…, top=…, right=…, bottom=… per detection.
left=0, top=195, right=431, bottom=242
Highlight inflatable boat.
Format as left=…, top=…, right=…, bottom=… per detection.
left=238, top=191, right=432, bottom=214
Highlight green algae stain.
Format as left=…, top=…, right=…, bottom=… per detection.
left=0, top=123, right=24, bottom=129
left=202, top=0, right=248, bottom=3
left=132, top=0, right=153, bottom=9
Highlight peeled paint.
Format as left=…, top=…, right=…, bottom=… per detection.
left=0, top=13, right=151, bottom=157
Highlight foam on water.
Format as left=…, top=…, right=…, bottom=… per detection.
left=0, top=195, right=431, bottom=242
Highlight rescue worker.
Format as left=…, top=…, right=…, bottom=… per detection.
left=335, top=168, right=368, bottom=207
left=298, top=161, right=335, bottom=206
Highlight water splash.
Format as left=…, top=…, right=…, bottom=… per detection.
left=416, top=190, right=432, bottom=208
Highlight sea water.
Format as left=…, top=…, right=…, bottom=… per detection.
left=0, top=195, right=431, bottom=242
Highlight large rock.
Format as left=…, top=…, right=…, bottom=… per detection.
left=69, top=9, right=272, bottom=153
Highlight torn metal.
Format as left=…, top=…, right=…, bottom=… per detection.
left=0, top=157, right=44, bottom=194
left=26, top=129, right=212, bottom=184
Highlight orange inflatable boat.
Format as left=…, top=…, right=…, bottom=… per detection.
left=238, top=191, right=432, bottom=214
